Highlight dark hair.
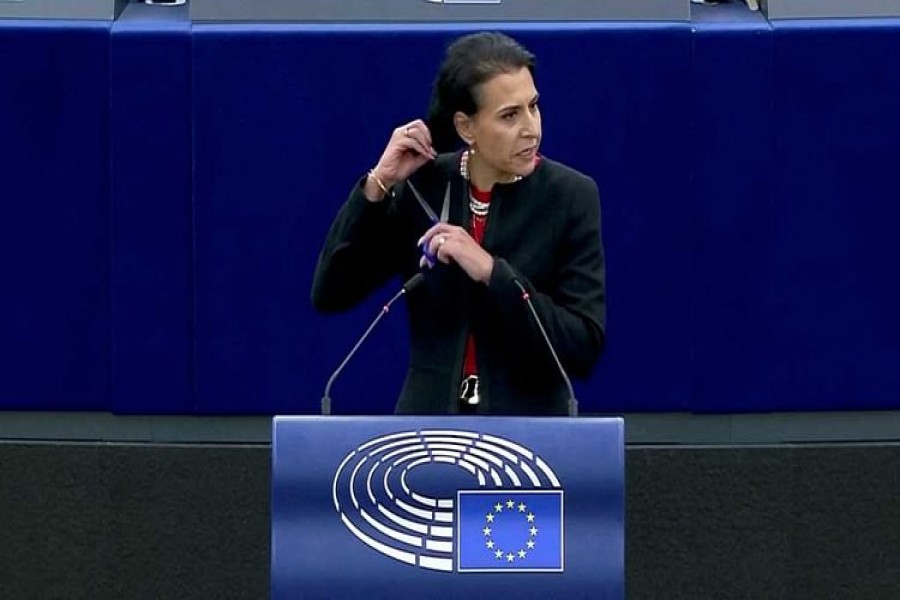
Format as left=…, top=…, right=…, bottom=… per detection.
left=427, top=32, right=536, bottom=153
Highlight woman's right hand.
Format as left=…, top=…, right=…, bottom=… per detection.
left=365, top=120, right=437, bottom=201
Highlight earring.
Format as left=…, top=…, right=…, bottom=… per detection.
left=459, top=146, right=473, bottom=180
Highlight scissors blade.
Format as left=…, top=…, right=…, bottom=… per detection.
left=406, top=180, right=440, bottom=224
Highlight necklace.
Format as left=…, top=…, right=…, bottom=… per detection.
left=460, top=148, right=520, bottom=217
left=469, top=193, right=490, bottom=217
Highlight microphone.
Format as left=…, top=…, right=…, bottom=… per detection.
left=512, top=279, right=578, bottom=417
left=321, top=273, right=424, bottom=416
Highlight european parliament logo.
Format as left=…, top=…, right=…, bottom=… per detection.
left=332, top=429, right=565, bottom=573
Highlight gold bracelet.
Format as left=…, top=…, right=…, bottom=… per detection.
left=367, top=169, right=392, bottom=196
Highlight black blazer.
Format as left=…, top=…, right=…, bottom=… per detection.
left=312, top=153, right=606, bottom=415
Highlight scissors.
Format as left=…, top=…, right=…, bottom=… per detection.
left=407, top=179, right=450, bottom=268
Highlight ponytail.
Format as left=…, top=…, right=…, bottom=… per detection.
left=426, top=98, right=461, bottom=154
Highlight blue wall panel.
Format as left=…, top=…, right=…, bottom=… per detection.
left=0, top=21, right=111, bottom=410
left=690, top=7, right=777, bottom=412
left=110, top=4, right=194, bottom=413
left=766, top=20, right=900, bottom=410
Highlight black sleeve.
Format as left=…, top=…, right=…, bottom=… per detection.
left=486, top=176, right=606, bottom=377
left=310, top=178, right=406, bottom=313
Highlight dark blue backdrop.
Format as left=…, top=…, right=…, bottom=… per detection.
left=1, top=10, right=899, bottom=415
left=0, top=20, right=110, bottom=410
left=111, top=3, right=193, bottom=413
left=191, top=22, right=692, bottom=415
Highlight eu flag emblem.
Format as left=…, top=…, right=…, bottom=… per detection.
left=456, top=490, right=564, bottom=572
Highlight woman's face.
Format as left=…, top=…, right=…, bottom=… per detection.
left=457, top=67, right=542, bottom=186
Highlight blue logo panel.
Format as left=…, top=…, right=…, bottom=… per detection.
left=457, top=490, right=563, bottom=572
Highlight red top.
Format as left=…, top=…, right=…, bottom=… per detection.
left=463, top=185, right=493, bottom=376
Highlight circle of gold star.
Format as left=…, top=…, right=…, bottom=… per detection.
left=482, top=498, right=538, bottom=562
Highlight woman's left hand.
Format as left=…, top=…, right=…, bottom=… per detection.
left=417, top=224, right=494, bottom=284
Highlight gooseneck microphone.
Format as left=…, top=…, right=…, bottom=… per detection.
left=512, top=279, right=578, bottom=417
left=321, top=273, right=424, bottom=416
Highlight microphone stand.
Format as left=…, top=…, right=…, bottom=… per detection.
left=321, top=273, right=424, bottom=416
left=512, top=279, right=578, bottom=417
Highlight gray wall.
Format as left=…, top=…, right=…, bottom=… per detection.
left=761, top=0, right=900, bottom=18
left=189, top=0, right=689, bottom=23
left=0, top=0, right=126, bottom=19
left=4, top=0, right=900, bottom=24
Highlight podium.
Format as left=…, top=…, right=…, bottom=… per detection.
left=272, top=416, right=624, bottom=599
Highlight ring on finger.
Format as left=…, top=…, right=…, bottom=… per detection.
left=437, top=235, right=447, bottom=247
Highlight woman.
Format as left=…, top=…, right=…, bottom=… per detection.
left=311, top=32, right=605, bottom=415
